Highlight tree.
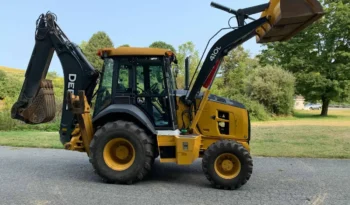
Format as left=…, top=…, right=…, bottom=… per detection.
left=214, top=46, right=259, bottom=96
left=246, top=65, right=296, bottom=115
left=258, top=0, right=350, bottom=116
left=46, top=71, right=59, bottom=79
left=175, top=41, right=201, bottom=89
left=83, top=31, right=114, bottom=71
left=118, top=44, right=130, bottom=47
left=210, top=47, right=270, bottom=120
left=219, top=46, right=249, bottom=83
left=149, top=41, right=176, bottom=53
left=79, top=40, right=88, bottom=52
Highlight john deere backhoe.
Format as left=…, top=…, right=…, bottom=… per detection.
left=11, top=0, right=324, bottom=189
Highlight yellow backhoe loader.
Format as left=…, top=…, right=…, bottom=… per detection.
left=11, top=0, right=324, bottom=189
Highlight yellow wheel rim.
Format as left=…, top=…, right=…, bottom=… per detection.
left=103, top=138, right=135, bottom=171
left=214, top=153, right=241, bottom=179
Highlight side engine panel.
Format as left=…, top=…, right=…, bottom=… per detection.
left=174, top=91, right=250, bottom=142
left=196, top=100, right=250, bottom=141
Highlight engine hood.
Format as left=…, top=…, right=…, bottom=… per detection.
left=175, top=89, right=246, bottom=109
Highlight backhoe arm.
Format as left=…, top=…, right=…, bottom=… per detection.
left=11, top=12, right=99, bottom=144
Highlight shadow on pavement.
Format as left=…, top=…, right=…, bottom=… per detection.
left=140, top=159, right=211, bottom=188
left=41, top=157, right=211, bottom=188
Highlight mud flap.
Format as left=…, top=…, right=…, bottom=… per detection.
left=256, top=0, right=324, bottom=43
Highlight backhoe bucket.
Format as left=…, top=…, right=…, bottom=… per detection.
left=11, top=80, right=56, bottom=124
left=256, top=0, right=324, bottom=43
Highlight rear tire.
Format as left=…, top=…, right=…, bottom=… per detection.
left=89, top=120, right=155, bottom=184
left=202, top=139, right=253, bottom=190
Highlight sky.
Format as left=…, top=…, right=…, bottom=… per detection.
left=0, top=0, right=267, bottom=76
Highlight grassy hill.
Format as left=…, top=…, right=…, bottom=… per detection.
left=0, top=65, right=64, bottom=102
left=0, top=66, right=26, bottom=74
left=0, top=66, right=26, bottom=86
left=0, top=65, right=64, bottom=131
left=0, top=66, right=25, bottom=107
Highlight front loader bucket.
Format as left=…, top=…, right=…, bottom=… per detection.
left=11, top=80, right=56, bottom=124
left=256, top=0, right=324, bottom=43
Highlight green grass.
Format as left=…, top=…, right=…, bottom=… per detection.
left=248, top=109, right=350, bottom=158
left=250, top=125, right=350, bottom=159
left=1, top=125, right=349, bottom=159
left=0, top=131, right=63, bottom=149
left=0, top=109, right=349, bottom=159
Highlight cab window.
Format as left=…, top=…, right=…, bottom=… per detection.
left=116, top=64, right=132, bottom=92
left=94, top=58, right=114, bottom=115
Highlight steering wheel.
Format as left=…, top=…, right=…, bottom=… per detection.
left=150, top=83, right=159, bottom=94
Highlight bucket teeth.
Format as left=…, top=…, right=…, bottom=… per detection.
left=256, top=0, right=325, bottom=43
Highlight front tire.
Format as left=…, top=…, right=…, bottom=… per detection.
left=202, top=139, right=253, bottom=190
left=89, top=120, right=155, bottom=184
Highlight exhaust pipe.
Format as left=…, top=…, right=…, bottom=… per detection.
left=185, top=56, right=190, bottom=90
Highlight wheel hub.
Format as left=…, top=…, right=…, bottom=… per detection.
left=214, top=153, right=241, bottom=179
left=222, top=159, right=233, bottom=171
left=116, top=145, right=129, bottom=160
left=103, top=138, right=135, bottom=171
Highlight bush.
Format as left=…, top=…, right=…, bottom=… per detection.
left=229, top=94, right=270, bottom=121
left=0, top=71, right=22, bottom=100
left=0, top=95, right=62, bottom=132
left=245, top=65, right=296, bottom=116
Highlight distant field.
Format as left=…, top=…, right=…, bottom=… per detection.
left=0, top=66, right=25, bottom=74
left=255, top=109, right=350, bottom=124
left=0, top=66, right=25, bottom=81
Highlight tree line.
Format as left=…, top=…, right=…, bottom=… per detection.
left=0, top=0, right=349, bottom=131
left=78, top=1, right=350, bottom=118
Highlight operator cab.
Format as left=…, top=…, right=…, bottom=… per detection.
left=94, top=47, right=178, bottom=130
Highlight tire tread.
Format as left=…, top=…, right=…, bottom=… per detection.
left=89, top=120, right=155, bottom=184
left=202, top=139, right=253, bottom=190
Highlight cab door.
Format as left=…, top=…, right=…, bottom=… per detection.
left=134, top=57, right=176, bottom=130
left=112, top=58, right=135, bottom=105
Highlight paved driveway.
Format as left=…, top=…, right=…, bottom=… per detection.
left=0, top=146, right=349, bottom=205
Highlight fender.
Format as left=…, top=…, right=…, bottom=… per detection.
left=92, top=104, right=157, bottom=135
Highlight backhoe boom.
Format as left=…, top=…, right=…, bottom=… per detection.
left=11, top=12, right=99, bottom=144
left=184, top=15, right=268, bottom=104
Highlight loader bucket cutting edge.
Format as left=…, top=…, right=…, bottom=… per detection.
left=256, top=0, right=324, bottom=43
left=13, top=80, right=56, bottom=124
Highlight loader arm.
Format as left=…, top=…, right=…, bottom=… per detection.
left=184, top=0, right=324, bottom=105
left=11, top=12, right=99, bottom=144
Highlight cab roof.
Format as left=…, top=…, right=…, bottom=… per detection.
left=97, top=47, right=175, bottom=57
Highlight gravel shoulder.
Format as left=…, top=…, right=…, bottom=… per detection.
left=0, top=146, right=349, bottom=205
